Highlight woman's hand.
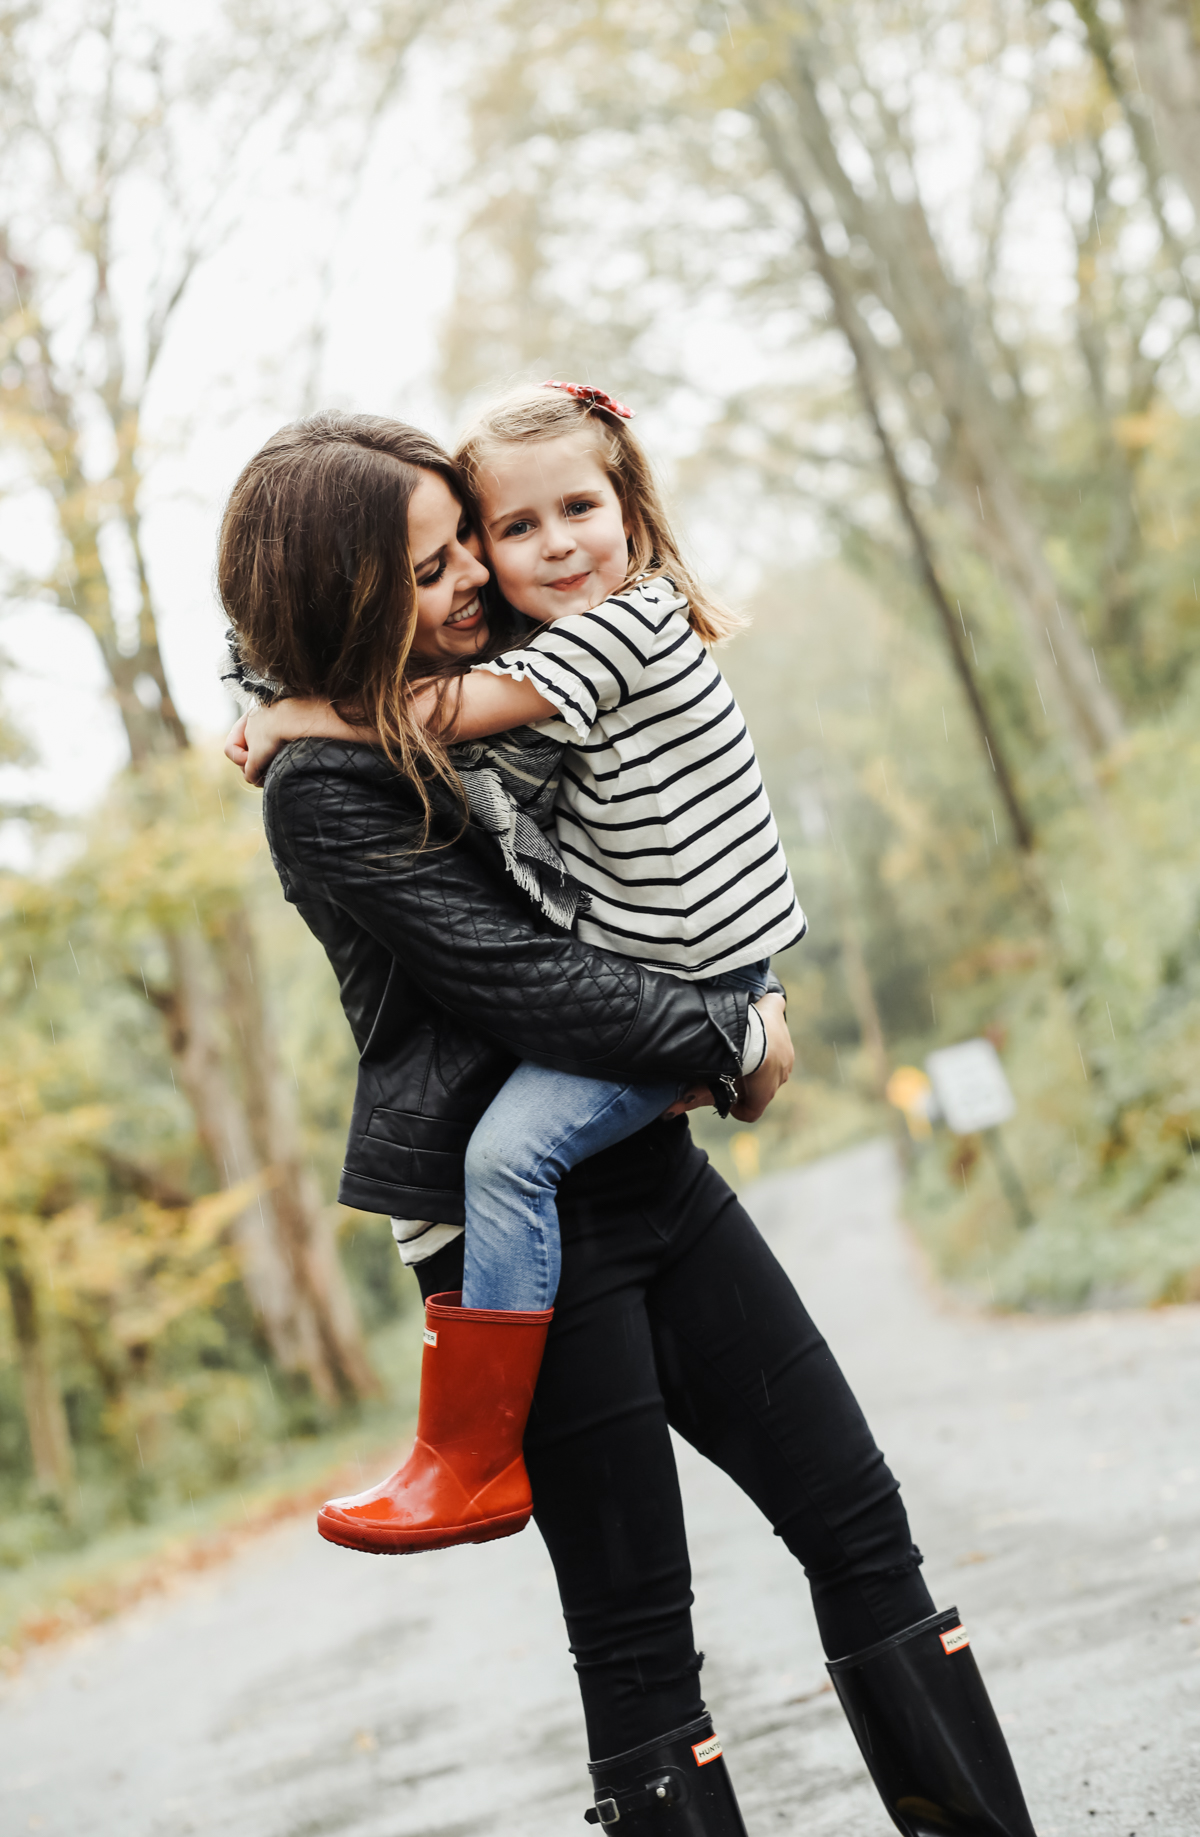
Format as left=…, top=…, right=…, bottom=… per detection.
left=662, top=992, right=793, bottom=1123
left=223, top=698, right=371, bottom=786
left=730, top=993, right=793, bottom=1122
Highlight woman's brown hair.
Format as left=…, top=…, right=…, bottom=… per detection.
left=217, top=411, right=499, bottom=833
left=454, top=385, right=743, bottom=643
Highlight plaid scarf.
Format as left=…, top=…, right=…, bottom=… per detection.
left=221, top=636, right=586, bottom=931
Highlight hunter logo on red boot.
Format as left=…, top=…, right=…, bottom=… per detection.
left=692, top=1734, right=723, bottom=1766
left=423, top=1328, right=438, bottom=1346
left=939, top=1625, right=970, bottom=1655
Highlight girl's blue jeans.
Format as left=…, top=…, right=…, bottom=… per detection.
left=460, top=961, right=770, bottom=1311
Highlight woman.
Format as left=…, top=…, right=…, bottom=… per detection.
left=219, top=410, right=1037, bottom=1837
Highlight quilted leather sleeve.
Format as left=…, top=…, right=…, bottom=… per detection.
left=264, top=740, right=747, bottom=1084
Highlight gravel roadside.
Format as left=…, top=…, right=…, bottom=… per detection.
left=1, top=1138, right=1196, bottom=1836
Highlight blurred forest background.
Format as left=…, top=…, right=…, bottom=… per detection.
left=1, top=0, right=1198, bottom=1608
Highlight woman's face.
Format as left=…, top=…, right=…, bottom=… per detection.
left=407, top=470, right=492, bottom=663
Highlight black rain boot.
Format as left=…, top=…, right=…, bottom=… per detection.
left=584, top=1714, right=750, bottom=1832
left=827, top=1607, right=1037, bottom=1837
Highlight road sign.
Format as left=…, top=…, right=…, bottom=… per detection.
left=925, top=1039, right=1016, bottom=1135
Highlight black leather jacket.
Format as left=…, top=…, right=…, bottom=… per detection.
left=262, top=739, right=753, bottom=1221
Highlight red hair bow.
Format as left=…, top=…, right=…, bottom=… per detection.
left=542, top=379, right=634, bottom=419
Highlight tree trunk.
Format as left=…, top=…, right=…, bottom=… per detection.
left=768, top=136, right=1040, bottom=851
left=757, top=40, right=1126, bottom=777
left=1069, top=1, right=1200, bottom=345
left=51, top=429, right=375, bottom=1404
left=4, top=36, right=398, bottom=1415
left=1, top=1234, right=75, bottom=1502
left=1121, top=0, right=1200, bottom=218
left=214, top=908, right=380, bottom=1399
left=833, top=878, right=889, bottom=1100
left=961, top=436, right=1124, bottom=758
left=159, top=931, right=343, bottom=1406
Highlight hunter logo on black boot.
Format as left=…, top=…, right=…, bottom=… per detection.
left=586, top=1715, right=749, bottom=1832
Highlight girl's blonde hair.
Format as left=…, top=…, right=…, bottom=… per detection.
left=454, top=383, right=743, bottom=643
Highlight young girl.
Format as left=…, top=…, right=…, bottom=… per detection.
left=232, top=381, right=806, bottom=1537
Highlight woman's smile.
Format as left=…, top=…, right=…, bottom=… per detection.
left=407, top=472, right=492, bottom=661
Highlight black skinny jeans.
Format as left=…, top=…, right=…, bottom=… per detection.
left=417, top=1116, right=934, bottom=1760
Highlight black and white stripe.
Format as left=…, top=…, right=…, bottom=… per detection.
left=478, top=578, right=805, bottom=979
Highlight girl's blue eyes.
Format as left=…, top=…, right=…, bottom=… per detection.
left=503, top=501, right=595, bottom=538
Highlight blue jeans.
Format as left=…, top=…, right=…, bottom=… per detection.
left=460, top=960, right=770, bottom=1310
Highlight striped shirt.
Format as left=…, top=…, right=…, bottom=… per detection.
left=477, top=577, right=806, bottom=979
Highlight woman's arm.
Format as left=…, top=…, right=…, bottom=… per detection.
left=663, top=994, right=793, bottom=1122
left=731, top=995, right=793, bottom=1120
left=265, top=743, right=750, bottom=1090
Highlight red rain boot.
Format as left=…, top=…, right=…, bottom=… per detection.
left=316, top=1291, right=551, bottom=1555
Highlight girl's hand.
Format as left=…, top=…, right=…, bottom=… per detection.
left=730, top=993, right=793, bottom=1123
left=235, top=698, right=370, bottom=786
left=224, top=713, right=250, bottom=771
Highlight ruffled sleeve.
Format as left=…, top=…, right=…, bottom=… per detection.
left=473, top=578, right=688, bottom=742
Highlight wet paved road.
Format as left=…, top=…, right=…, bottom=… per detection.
left=3, top=1139, right=1199, bottom=1836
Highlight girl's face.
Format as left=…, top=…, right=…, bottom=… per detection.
left=407, top=470, right=492, bottom=663
left=477, top=433, right=629, bottom=624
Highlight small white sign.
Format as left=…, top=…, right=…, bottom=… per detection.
left=925, top=1039, right=1015, bottom=1134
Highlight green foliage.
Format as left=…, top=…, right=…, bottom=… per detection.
left=0, top=749, right=414, bottom=1565
left=903, top=698, right=1200, bottom=1309
left=436, top=0, right=1200, bottom=1310
left=700, top=568, right=1200, bottom=1308
left=3, top=0, right=1200, bottom=1587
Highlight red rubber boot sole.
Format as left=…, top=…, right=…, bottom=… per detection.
left=316, top=1503, right=533, bottom=1555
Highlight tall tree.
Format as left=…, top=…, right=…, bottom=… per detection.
left=1118, top=0, right=1200, bottom=216
left=441, top=0, right=1200, bottom=818
left=0, top=2, right=430, bottom=1402
left=739, top=10, right=1125, bottom=791
left=0, top=1233, right=75, bottom=1502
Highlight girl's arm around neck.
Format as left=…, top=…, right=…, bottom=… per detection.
left=228, top=673, right=557, bottom=784
left=442, top=670, right=555, bottom=740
